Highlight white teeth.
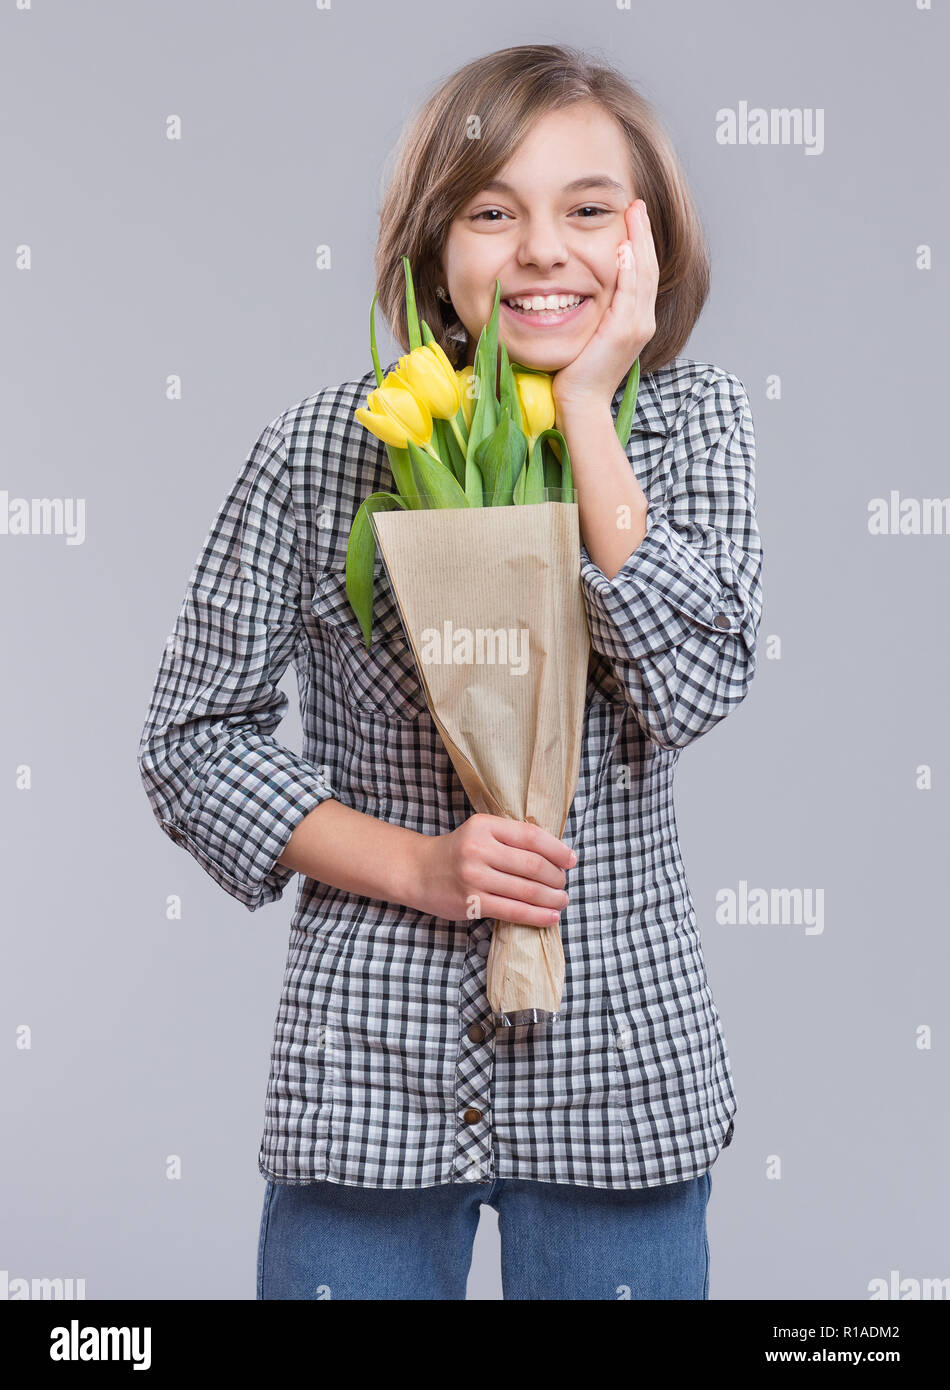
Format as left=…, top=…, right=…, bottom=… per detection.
left=505, top=294, right=584, bottom=312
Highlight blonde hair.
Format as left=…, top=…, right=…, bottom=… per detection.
left=374, top=43, right=710, bottom=373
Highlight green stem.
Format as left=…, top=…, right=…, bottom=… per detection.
left=448, top=416, right=468, bottom=456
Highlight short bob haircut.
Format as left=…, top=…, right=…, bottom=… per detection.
left=374, top=43, right=710, bottom=375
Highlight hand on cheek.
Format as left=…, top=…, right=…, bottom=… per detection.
left=552, top=199, right=659, bottom=416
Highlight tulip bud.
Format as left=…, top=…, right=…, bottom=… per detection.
left=456, top=366, right=475, bottom=430
left=354, top=381, right=433, bottom=449
left=393, top=342, right=461, bottom=420
left=512, top=370, right=556, bottom=443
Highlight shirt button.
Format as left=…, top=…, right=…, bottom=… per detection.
left=467, top=1023, right=486, bottom=1043
left=713, top=613, right=731, bottom=629
left=462, top=1107, right=482, bottom=1124
left=476, top=938, right=491, bottom=958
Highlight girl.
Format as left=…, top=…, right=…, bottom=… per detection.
left=138, top=43, right=763, bottom=1300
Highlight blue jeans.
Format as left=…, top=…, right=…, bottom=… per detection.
left=257, top=1170, right=712, bottom=1300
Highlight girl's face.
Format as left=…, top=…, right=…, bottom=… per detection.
left=440, top=101, right=636, bottom=373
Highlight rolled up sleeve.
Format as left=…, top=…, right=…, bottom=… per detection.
left=579, top=371, right=764, bottom=749
left=137, top=420, right=336, bottom=910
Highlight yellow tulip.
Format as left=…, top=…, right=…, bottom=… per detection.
left=456, top=366, right=475, bottom=430
left=392, top=342, right=461, bottom=420
left=354, top=403, right=414, bottom=448
left=354, top=380, right=433, bottom=450
left=513, top=370, right=556, bottom=442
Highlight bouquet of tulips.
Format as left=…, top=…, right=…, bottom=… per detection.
left=345, top=257, right=640, bottom=1026
left=346, top=257, right=639, bottom=648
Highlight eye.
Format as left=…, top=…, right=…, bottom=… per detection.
left=468, top=205, right=613, bottom=223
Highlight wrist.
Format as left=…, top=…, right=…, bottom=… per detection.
left=395, top=829, right=434, bottom=914
left=555, top=396, right=615, bottom=440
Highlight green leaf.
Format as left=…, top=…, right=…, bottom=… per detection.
left=402, top=255, right=422, bottom=351
left=483, top=277, right=502, bottom=399
left=466, top=350, right=493, bottom=460
left=530, top=428, right=573, bottom=502
left=433, top=414, right=466, bottom=487
left=506, top=361, right=551, bottom=377
left=513, top=458, right=526, bottom=505
left=467, top=330, right=497, bottom=468
left=498, top=341, right=524, bottom=435
left=524, top=436, right=547, bottom=503
left=467, top=278, right=504, bottom=461
left=406, top=439, right=471, bottom=508
left=465, top=452, right=484, bottom=506
left=384, top=441, right=420, bottom=508
left=542, top=438, right=562, bottom=491
left=473, top=412, right=527, bottom=507
left=615, top=357, right=641, bottom=447
left=369, top=292, right=383, bottom=387
left=560, top=435, right=574, bottom=502
left=345, top=491, right=409, bottom=648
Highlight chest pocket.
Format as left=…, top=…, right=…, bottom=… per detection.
left=309, top=565, right=431, bottom=722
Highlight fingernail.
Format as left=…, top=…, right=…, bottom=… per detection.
left=569, top=850, right=577, bottom=866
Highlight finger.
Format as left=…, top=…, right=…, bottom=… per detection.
left=474, top=890, right=563, bottom=930
left=488, top=817, right=575, bottom=871
left=616, top=237, right=637, bottom=284
left=482, top=841, right=569, bottom=894
left=632, top=199, right=659, bottom=277
left=615, top=203, right=657, bottom=320
left=615, top=206, right=641, bottom=285
left=625, top=199, right=642, bottom=239
left=477, top=865, right=569, bottom=914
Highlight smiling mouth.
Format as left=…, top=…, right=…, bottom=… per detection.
left=502, top=295, right=591, bottom=325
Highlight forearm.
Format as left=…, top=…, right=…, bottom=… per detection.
left=277, top=798, right=429, bottom=911
left=557, top=400, right=649, bottom=580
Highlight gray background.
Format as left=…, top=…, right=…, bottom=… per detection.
left=2, top=0, right=947, bottom=1300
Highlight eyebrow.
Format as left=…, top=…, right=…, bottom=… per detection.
left=478, top=175, right=628, bottom=197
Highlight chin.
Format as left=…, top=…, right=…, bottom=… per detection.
left=504, top=346, right=572, bottom=373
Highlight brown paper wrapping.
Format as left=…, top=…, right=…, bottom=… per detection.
left=371, top=500, right=590, bottom=1026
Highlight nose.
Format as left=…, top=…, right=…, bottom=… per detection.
left=515, top=212, right=569, bottom=272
